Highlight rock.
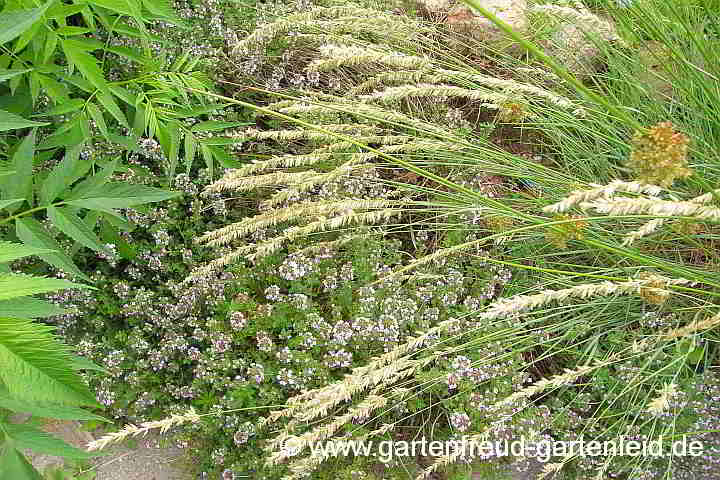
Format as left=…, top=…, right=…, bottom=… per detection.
left=528, top=3, right=622, bottom=78
left=446, top=0, right=528, bottom=53
left=415, top=0, right=528, bottom=53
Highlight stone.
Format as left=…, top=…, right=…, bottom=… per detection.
left=445, top=0, right=528, bottom=53
left=528, top=4, right=622, bottom=78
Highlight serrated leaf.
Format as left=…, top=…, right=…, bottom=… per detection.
left=13, top=18, right=43, bottom=54
left=46, top=4, right=86, bottom=20
left=90, top=0, right=142, bottom=17
left=0, top=241, right=51, bottom=263
left=105, top=45, right=149, bottom=65
left=40, top=143, right=91, bottom=205
left=0, top=198, right=24, bottom=209
left=86, top=102, right=109, bottom=139
left=0, top=109, right=48, bottom=131
left=0, top=396, right=107, bottom=421
left=200, top=143, right=214, bottom=179
left=62, top=39, right=108, bottom=95
left=0, top=1, right=53, bottom=45
left=70, top=354, right=107, bottom=373
left=0, top=273, right=80, bottom=301
left=47, top=206, right=113, bottom=256
left=141, top=0, right=186, bottom=26
left=107, top=84, right=136, bottom=105
left=15, top=218, right=89, bottom=281
left=63, top=74, right=94, bottom=93
left=184, top=131, right=196, bottom=174
left=191, top=120, right=251, bottom=132
left=4, top=423, right=101, bottom=459
left=35, top=98, right=85, bottom=116
left=67, top=182, right=181, bottom=210
left=0, top=68, right=31, bottom=82
left=0, top=297, right=67, bottom=319
left=65, top=158, right=118, bottom=200
left=4, top=130, right=36, bottom=207
left=43, top=31, right=59, bottom=63
left=133, top=102, right=145, bottom=136
left=0, top=444, right=44, bottom=480
left=55, top=26, right=92, bottom=36
left=0, top=316, right=96, bottom=405
left=96, top=90, right=127, bottom=127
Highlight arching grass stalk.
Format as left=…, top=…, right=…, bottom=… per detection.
left=461, top=0, right=642, bottom=130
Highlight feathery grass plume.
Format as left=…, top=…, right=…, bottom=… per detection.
left=628, top=122, right=692, bottom=187
left=350, top=68, right=577, bottom=108
left=232, top=5, right=426, bottom=56
left=205, top=171, right=322, bottom=193
left=624, top=187, right=720, bottom=245
left=229, top=153, right=336, bottom=176
left=197, top=199, right=398, bottom=247
left=543, top=180, right=664, bottom=214
left=189, top=203, right=406, bottom=275
left=580, top=197, right=720, bottom=221
left=646, top=382, right=678, bottom=415
left=662, top=313, right=720, bottom=340
left=86, top=408, right=201, bottom=451
left=477, top=274, right=691, bottom=322
left=358, top=83, right=512, bottom=108
left=308, top=44, right=433, bottom=72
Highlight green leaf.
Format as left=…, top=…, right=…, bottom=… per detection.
left=0, top=1, right=53, bottom=45
left=0, top=396, right=107, bottom=422
left=65, top=158, right=118, bottom=200
left=54, top=26, right=92, bottom=36
left=0, top=69, right=31, bottom=82
left=4, top=423, right=100, bottom=459
left=0, top=297, right=67, bottom=319
left=70, top=354, right=107, bottom=373
left=35, top=98, right=85, bottom=116
left=107, top=84, right=136, bottom=105
left=0, top=444, right=44, bottom=480
left=86, top=102, right=109, bottom=139
left=90, top=0, right=142, bottom=17
left=0, top=241, right=51, bottom=263
left=0, top=198, right=24, bottom=210
left=105, top=45, right=149, bottom=65
left=184, top=131, right=196, bottom=174
left=191, top=120, right=250, bottom=132
left=141, top=0, right=185, bottom=23
left=200, top=143, right=214, bottom=179
left=0, top=273, right=80, bottom=301
left=96, top=90, right=127, bottom=127
left=47, top=206, right=113, bottom=256
left=0, top=109, right=48, bottom=132
left=62, top=39, right=108, bottom=95
left=67, top=182, right=181, bottom=209
left=43, top=31, right=59, bottom=63
left=0, top=316, right=96, bottom=405
left=40, top=143, right=91, bottom=205
left=4, top=130, right=36, bottom=207
left=15, top=218, right=89, bottom=281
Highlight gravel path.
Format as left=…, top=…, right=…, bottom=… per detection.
left=22, top=419, right=188, bottom=480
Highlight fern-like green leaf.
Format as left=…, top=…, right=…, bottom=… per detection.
left=15, top=218, right=89, bottom=281
left=0, top=298, right=67, bottom=319
left=0, top=443, right=44, bottom=480
left=0, top=317, right=96, bottom=405
left=3, top=423, right=100, bottom=459
left=0, top=274, right=81, bottom=301
left=0, top=395, right=107, bottom=421
left=0, top=242, right=51, bottom=264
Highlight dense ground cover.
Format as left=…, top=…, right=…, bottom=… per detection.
left=2, top=0, right=720, bottom=479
